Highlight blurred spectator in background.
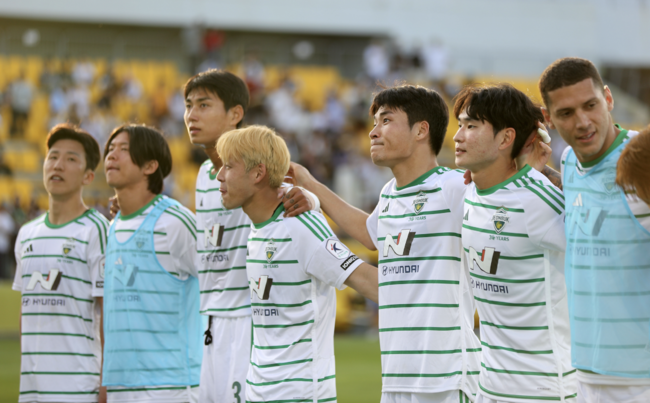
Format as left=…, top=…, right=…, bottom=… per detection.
left=8, top=71, right=34, bottom=138
left=0, top=203, right=16, bottom=279
left=244, top=52, right=266, bottom=101
left=422, top=39, right=449, bottom=85
left=0, top=152, right=13, bottom=177
left=72, top=58, right=95, bottom=87
left=363, top=40, right=389, bottom=82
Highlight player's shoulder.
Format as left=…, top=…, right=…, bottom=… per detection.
left=282, top=210, right=333, bottom=245
left=16, top=213, right=47, bottom=241
left=623, top=129, right=640, bottom=142
left=508, top=167, right=565, bottom=216
left=159, top=197, right=197, bottom=237
left=561, top=145, right=572, bottom=165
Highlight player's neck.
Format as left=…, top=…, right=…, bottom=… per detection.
left=243, top=186, right=282, bottom=225
left=471, top=157, right=519, bottom=191
left=204, top=147, right=223, bottom=173
left=576, top=123, right=621, bottom=164
left=48, top=192, right=88, bottom=225
left=391, top=151, right=439, bottom=189
left=114, top=181, right=158, bottom=217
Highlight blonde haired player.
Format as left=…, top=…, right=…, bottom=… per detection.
left=616, top=125, right=650, bottom=205
left=216, top=125, right=378, bottom=403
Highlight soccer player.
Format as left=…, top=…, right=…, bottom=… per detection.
left=215, top=125, right=378, bottom=403
left=539, top=58, right=650, bottom=402
left=290, top=85, right=481, bottom=403
left=13, top=124, right=108, bottom=402
left=453, top=84, right=576, bottom=403
left=183, top=69, right=318, bottom=403
left=101, top=124, right=202, bottom=403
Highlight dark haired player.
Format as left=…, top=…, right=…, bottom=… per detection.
left=13, top=124, right=109, bottom=402
left=101, top=125, right=202, bottom=403
left=454, top=84, right=575, bottom=402
left=291, top=85, right=481, bottom=403
left=539, top=58, right=650, bottom=403
left=183, top=69, right=318, bottom=403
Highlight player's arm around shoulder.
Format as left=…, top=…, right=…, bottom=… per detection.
left=164, top=203, right=199, bottom=278
left=517, top=172, right=566, bottom=252
left=286, top=211, right=378, bottom=303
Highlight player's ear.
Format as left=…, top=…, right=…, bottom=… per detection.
left=499, top=127, right=516, bottom=151
left=415, top=121, right=429, bottom=142
left=253, top=163, right=267, bottom=185
left=142, top=160, right=159, bottom=175
left=82, top=169, right=95, bottom=186
left=228, top=105, right=244, bottom=128
left=541, top=107, right=555, bottom=130
left=603, top=85, right=614, bottom=112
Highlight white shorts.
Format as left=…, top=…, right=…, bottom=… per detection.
left=107, top=385, right=199, bottom=403
left=382, top=390, right=473, bottom=403
left=199, top=315, right=252, bottom=403
left=577, top=381, right=650, bottom=403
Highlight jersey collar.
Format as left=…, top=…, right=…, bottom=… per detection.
left=44, top=209, right=92, bottom=229
left=579, top=124, right=628, bottom=169
left=253, top=203, right=285, bottom=230
left=119, top=194, right=163, bottom=221
left=476, top=165, right=532, bottom=196
left=395, top=166, right=447, bottom=191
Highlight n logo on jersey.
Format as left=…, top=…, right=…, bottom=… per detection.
left=468, top=246, right=500, bottom=275
left=265, top=240, right=277, bottom=263
left=250, top=275, right=273, bottom=300
left=115, top=264, right=139, bottom=287
left=413, top=192, right=428, bottom=214
left=383, top=230, right=415, bottom=257
left=205, top=223, right=224, bottom=248
left=26, top=269, right=63, bottom=291
left=572, top=206, right=607, bottom=236
left=492, top=208, right=510, bottom=234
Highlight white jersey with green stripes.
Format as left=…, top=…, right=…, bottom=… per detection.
left=462, top=165, right=576, bottom=402
left=196, top=159, right=252, bottom=317
left=12, top=209, right=108, bottom=402
left=366, top=166, right=482, bottom=395
left=246, top=206, right=362, bottom=403
left=107, top=194, right=199, bottom=402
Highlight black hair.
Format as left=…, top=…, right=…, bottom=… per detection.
left=183, top=69, right=250, bottom=128
left=369, top=85, right=449, bottom=155
left=46, top=123, right=101, bottom=171
left=104, top=124, right=172, bottom=194
left=453, top=83, right=544, bottom=159
left=539, top=57, right=605, bottom=107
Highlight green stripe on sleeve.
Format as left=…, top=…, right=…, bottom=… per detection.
left=304, top=213, right=330, bottom=239
left=530, top=179, right=565, bottom=208
left=296, top=216, right=323, bottom=242
left=524, top=185, right=563, bottom=215
left=308, top=212, right=334, bottom=237
left=85, top=213, right=105, bottom=254
left=164, top=209, right=197, bottom=241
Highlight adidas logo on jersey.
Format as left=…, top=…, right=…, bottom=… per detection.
left=26, top=269, right=63, bottom=291
left=250, top=275, right=273, bottom=300
left=573, top=193, right=583, bottom=207
left=23, top=244, right=34, bottom=254
left=383, top=230, right=415, bottom=257
left=463, top=210, right=469, bottom=221
left=205, top=223, right=224, bottom=247
left=200, top=199, right=204, bottom=207
left=115, top=257, right=123, bottom=265
left=382, top=203, right=390, bottom=213
left=468, top=246, right=500, bottom=275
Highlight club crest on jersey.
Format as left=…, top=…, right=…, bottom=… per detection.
left=134, top=235, right=147, bottom=249
left=326, top=239, right=351, bottom=260
left=492, top=208, right=510, bottom=234
left=413, top=191, right=428, bottom=214
left=265, top=239, right=277, bottom=263
left=603, top=168, right=617, bottom=193
left=62, top=239, right=75, bottom=255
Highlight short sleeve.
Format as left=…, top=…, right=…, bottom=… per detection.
left=521, top=190, right=566, bottom=253
left=366, top=204, right=380, bottom=250
left=166, top=206, right=199, bottom=279
left=12, top=229, right=23, bottom=292
left=294, top=212, right=362, bottom=290
left=87, top=212, right=108, bottom=298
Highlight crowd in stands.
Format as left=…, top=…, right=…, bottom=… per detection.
left=0, top=39, right=489, bottom=280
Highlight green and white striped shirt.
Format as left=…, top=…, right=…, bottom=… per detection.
left=463, top=165, right=576, bottom=402
left=13, top=209, right=108, bottom=402
left=246, top=206, right=361, bottom=403
left=366, top=167, right=482, bottom=395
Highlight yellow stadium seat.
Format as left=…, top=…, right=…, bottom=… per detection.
left=0, top=178, right=13, bottom=204
left=13, top=180, right=33, bottom=206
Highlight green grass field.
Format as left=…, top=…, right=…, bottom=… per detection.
left=0, top=282, right=382, bottom=402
